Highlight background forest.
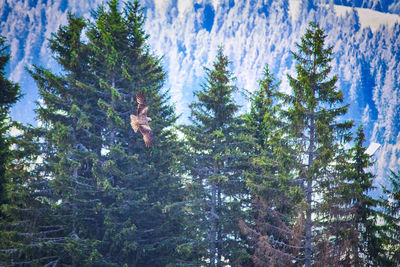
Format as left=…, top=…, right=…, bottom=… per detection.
left=0, top=0, right=400, bottom=266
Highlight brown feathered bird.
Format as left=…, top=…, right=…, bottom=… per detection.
left=130, top=92, right=153, bottom=147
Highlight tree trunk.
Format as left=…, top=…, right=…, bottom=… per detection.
left=111, top=78, right=116, bottom=145
left=305, top=114, right=315, bottom=267
left=210, top=180, right=217, bottom=266
left=305, top=179, right=312, bottom=267
left=217, top=186, right=222, bottom=267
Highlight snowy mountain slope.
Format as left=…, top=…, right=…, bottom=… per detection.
left=0, top=0, right=105, bottom=123
left=333, top=4, right=400, bottom=31
left=1, top=0, right=400, bottom=187
left=333, top=0, right=400, bottom=14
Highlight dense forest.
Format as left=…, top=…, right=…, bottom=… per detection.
left=0, top=0, right=399, bottom=266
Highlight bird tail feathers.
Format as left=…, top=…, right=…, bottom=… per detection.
left=130, top=115, right=139, bottom=132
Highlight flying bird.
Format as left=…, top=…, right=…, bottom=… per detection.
left=130, top=92, right=153, bottom=147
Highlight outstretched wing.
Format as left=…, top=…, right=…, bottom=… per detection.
left=139, top=123, right=153, bottom=147
left=136, top=92, right=148, bottom=117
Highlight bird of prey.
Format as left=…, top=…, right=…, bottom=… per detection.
left=130, top=92, right=153, bottom=147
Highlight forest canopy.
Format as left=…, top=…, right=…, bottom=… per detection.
left=0, top=0, right=399, bottom=266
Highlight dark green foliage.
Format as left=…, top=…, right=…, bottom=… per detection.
left=28, top=13, right=107, bottom=265
left=242, top=65, right=302, bottom=266
left=321, top=125, right=389, bottom=266
left=281, top=22, right=353, bottom=266
left=0, top=125, right=61, bottom=266
left=2, top=10, right=400, bottom=267
left=85, top=2, right=185, bottom=265
left=349, top=127, right=386, bottom=266
left=0, top=36, right=66, bottom=266
left=22, top=0, right=186, bottom=265
left=184, top=46, right=252, bottom=266
left=245, top=65, right=296, bottom=205
left=381, top=170, right=400, bottom=266
left=0, top=36, right=22, bottom=210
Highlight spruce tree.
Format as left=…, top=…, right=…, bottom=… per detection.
left=184, top=47, right=251, bottom=266
left=29, top=13, right=107, bottom=265
left=0, top=36, right=55, bottom=265
left=381, top=170, right=400, bottom=266
left=0, top=36, right=21, bottom=210
left=27, top=0, right=186, bottom=265
left=242, top=65, right=302, bottom=266
left=0, top=125, right=59, bottom=266
left=281, top=22, right=353, bottom=266
left=86, top=1, right=186, bottom=265
left=321, top=125, right=388, bottom=266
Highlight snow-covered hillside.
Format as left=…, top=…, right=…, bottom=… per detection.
left=333, top=0, right=400, bottom=14
left=333, top=4, right=400, bottom=31
left=1, top=0, right=400, bottom=188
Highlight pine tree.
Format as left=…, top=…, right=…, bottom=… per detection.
left=184, top=47, right=252, bottom=266
left=281, top=22, right=353, bottom=266
left=241, top=65, right=303, bottom=266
